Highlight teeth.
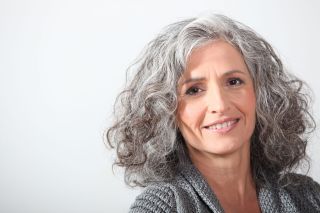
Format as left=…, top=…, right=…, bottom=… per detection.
left=222, top=122, right=227, bottom=128
left=206, top=120, right=237, bottom=130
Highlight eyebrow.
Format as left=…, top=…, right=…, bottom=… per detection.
left=181, top=69, right=245, bottom=85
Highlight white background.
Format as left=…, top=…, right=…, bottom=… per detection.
left=1, top=0, right=320, bottom=212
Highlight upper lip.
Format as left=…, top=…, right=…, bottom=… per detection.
left=203, top=117, right=240, bottom=128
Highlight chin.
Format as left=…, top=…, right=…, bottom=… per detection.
left=203, top=139, right=248, bottom=156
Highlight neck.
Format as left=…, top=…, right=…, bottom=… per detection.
left=188, top=145, right=256, bottom=204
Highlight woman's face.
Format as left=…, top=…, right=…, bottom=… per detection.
left=177, top=40, right=256, bottom=158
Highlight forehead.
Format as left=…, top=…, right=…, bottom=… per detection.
left=182, top=40, right=249, bottom=78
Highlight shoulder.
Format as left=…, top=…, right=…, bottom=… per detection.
left=129, top=173, right=202, bottom=213
left=282, top=173, right=320, bottom=191
left=281, top=173, right=320, bottom=210
left=129, top=183, right=178, bottom=213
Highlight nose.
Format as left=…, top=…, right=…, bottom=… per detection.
left=206, top=86, right=230, bottom=113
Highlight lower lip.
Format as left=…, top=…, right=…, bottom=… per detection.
left=203, top=119, right=239, bottom=134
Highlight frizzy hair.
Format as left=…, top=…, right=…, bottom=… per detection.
left=105, top=14, right=315, bottom=187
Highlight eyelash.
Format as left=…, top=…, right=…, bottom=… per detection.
left=227, top=78, right=244, bottom=87
left=185, top=86, right=203, bottom=96
left=184, top=78, right=244, bottom=96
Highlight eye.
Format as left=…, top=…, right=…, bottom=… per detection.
left=185, top=86, right=203, bottom=96
left=227, top=78, right=243, bottom=87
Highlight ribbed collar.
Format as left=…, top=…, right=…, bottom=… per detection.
left=180, top=163, right=224, bottom=212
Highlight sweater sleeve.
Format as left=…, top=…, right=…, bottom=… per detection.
left=129, top=185, right=176, bottom=213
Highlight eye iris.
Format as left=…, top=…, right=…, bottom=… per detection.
left=230, top=79, right=239, bottom=85
left=191, top=88, right=198, bottom=93
left=187, top=87, right=199, bottom=95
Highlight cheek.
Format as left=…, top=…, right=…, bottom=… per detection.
left=243, top=89, right=256, bottom=125
left=232, top=87, right=256, bottom=124
left=177, top=99, right=205, bottom=128
left=248, top=89, right=256, bottom=111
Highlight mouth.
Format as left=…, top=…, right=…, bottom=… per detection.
left=203, top=118, right=240, bottom=133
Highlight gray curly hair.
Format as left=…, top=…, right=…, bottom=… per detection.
left=106, top=14, right=315, bottom=187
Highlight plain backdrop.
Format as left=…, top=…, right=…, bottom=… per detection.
left=1, top=0, right=320, bottom=212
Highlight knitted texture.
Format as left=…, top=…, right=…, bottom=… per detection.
left=129, top=164, right=320, bottom=213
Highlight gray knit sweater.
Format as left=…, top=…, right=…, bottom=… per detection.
left=129, top=164, right=320, bottom=212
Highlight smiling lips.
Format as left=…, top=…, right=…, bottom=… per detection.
left=203, top=118, right=240, bottom=133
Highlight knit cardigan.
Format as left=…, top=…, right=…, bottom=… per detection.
left=129, top=164, right=320, bottom=213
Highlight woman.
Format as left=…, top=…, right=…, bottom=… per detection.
left=106, top=14, right=320, bottom=212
